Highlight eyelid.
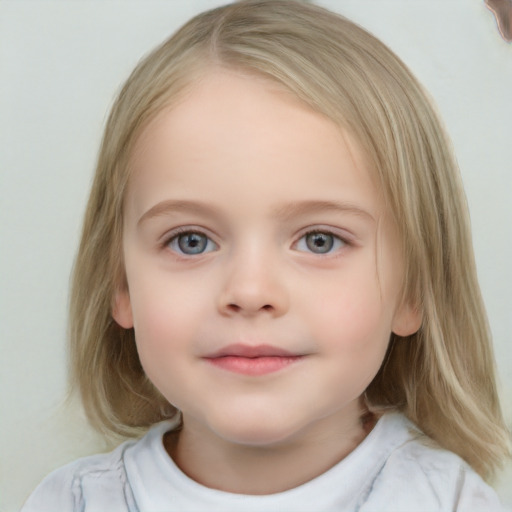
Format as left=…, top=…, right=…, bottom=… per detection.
left=160, top=225, right=215, bottom=241
left=294, top=225, right=355, bottom=244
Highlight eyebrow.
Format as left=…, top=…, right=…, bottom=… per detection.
left=137, top=199, right=375, bottom=225
left=272, top=200, right=375, bottom=223
left=137, top=200, right=222, bottom=226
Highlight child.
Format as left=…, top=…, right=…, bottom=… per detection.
left=22, top=1, right=510, bottom=510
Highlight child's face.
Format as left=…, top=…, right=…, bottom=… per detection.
left=114, top=70, right=420, bottom=447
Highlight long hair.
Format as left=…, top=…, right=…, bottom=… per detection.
left=69, top=0, right=510, bottom=479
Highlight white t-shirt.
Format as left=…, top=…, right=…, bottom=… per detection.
left=21, top=413, right=507, bottom=512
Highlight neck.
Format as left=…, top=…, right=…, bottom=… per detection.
left=164, top=405, right=375, bottom=495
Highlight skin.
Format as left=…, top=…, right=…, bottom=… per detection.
left=113, top=69, right=421, bottom=494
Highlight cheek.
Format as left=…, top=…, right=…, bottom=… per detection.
left=127, top=280, right=201, bottom=404
left=128, top=276, right=202, bottom=357
left=313, top=284, right=392, bottom=397
left=306, top=269, right=394, bottom=356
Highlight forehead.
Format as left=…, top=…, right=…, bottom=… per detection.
left=131, top=68, right=370, bottom=163
left=126, top=69, right=381, bottom=220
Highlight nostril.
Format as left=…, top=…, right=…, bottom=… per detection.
left=225, top=303, right=274, bottom=313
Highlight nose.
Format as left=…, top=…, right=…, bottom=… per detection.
left=217, top=246, right=289, bottom=318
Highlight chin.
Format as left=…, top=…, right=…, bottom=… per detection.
left=209, top=412, right=306, bottom=448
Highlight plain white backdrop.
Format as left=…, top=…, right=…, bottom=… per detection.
left=1, top=1, right=511, bottom=510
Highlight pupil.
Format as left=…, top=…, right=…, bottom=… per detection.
left=306, top=232, right=333, bottom=253
left=178, top=233, right=207, bottom=254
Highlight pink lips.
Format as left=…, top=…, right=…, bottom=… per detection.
left=204, top=344, right=303, bottom=376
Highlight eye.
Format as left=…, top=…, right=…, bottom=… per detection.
left=167, top=231, right=217, bottom=255
left=295, top=231, right=347, bottom=254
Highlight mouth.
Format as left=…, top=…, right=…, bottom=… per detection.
left=203, top=344, right=304, bottom=376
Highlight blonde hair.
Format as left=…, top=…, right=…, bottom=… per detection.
left=69, top=0, right=510, bottom=479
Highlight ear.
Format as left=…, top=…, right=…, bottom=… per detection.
left=112, top=288, right=134, bottom=329
left=391, top=302, right=422, bottom=337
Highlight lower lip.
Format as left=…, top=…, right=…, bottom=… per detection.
left=205, top=355, right=303, bottom=376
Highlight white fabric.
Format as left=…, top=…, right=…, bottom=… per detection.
left=21, top=413, right=507, bottom=512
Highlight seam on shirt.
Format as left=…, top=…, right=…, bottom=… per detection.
left=354, top=436, right=420, bottom=511
left=120, top=456, right=140, bottom=512
left=414, top=451, right=444, bottom=509
left=353, top=463, right=385, bottom=511
left=70, top=443, right=134, bottom=511
left=451, top=465, right=466, bottom=511
left=71, top=472, right=85, bottom=512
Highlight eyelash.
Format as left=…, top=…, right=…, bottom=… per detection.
left=161, top=227, right=352, bottom=257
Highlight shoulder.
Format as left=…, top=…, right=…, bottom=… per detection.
left=360, top=414, right=507, bottom=511
left=20, top=439, right=136, bottom=512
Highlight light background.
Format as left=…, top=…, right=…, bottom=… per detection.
left=1, top=1, right=510, bottom=510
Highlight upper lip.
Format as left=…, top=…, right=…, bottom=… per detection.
left=205, top=344, right=297, bottom=358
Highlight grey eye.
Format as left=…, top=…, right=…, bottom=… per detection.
left=168, top=232, right=216, bottom=255
left=295, top=230, right=346, bottom=254
left=305, top=232, right=334, bottom=253
left=178, top=233, right=207, bottom=254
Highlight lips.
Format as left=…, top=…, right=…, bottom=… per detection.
left=204, top=344, right=303, bottom=376
left=206, top=343, right=297, bottom=358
